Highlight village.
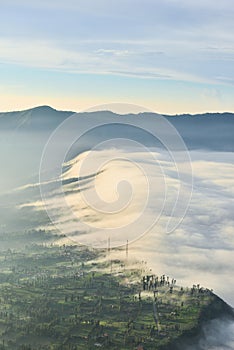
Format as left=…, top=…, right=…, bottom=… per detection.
left=0, top=230, right=219, bottom=350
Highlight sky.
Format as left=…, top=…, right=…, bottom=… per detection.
left=0, top=0, right=234, bottom=114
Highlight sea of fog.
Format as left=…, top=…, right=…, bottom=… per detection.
left=39, top=146, right=234, bottom=349
left=0, top=137, right=233, bottom=349
left=37, top=147, right=234, bottom=305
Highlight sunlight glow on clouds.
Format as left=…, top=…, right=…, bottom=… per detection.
left=24, top=147, right=234, bottom=305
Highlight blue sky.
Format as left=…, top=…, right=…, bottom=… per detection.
left=0, top=0, right=234, bottom=113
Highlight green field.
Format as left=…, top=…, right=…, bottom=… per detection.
left=0, top=231, right=230, bottom=349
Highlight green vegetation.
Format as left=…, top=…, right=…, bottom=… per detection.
left=0, top=232, right=231, bottom=350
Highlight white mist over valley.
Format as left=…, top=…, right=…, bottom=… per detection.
left=0, top=106, right=233, bottom=349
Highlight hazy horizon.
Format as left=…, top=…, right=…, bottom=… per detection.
left=1, top=103, right=234, bottom=115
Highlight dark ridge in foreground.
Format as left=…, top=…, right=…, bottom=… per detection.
left=163, top=296, right=234, bottom=350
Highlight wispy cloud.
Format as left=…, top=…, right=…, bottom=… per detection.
left=0, top=0, right=234, bottom=112
left=0, top=37, right=233, bottom=87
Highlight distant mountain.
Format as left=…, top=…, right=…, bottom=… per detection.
left=0, top=106, right=233, bottom=193
left=0, top=105, right=73, bottom=131
left=163, top=112, right=234, bottom=152
left=0, top=106, right=233, bottom=152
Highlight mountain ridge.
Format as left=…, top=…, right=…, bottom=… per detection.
left=1, top=105, right=234, bottom=117
left=1, top=105, right=233, bottom=136
left=0, top=105, right=233, bottom=193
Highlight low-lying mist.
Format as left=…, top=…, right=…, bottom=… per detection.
left=185, top=318, right=234, bottom=350
left=7, top=147, right=233, bottom=307
left=0, top=108, right=233, bottom=348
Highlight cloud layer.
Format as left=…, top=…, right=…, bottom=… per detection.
left=1, top=0, right=234, bottom=86
left=30, top=146, right=234, bottom=306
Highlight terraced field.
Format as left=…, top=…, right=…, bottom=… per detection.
left=0, top=235, right=232, bottom=350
